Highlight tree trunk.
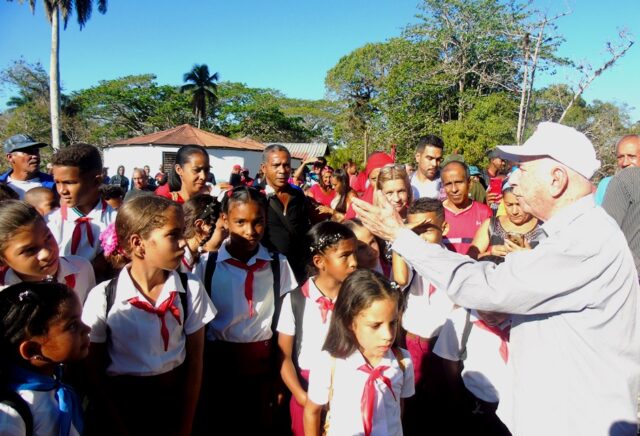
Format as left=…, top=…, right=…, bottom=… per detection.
left=50, top=5, right=61, bottom=149
left=363, top=127, right=369, bottom=163
left=516, top=33, right=530, bottom=145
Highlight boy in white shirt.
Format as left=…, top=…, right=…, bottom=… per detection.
left=47, top=143, right=116, bottom=281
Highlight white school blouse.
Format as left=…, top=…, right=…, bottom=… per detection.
left=307, top=349, right=415, bottom=436
left=46, top=201, right=116, bottom=261
left=82, top=267, right=216, bottom=376
left=434, top=308, right=510, bottom=403
left=277, top=277, right=334, bottom=370
left=401, top=267, right=454, bottom=339
left=0, top=256, right=96, bottom=304
left=201, top=242, right=297, bottom=343
left=0, top=390, right=80, bottom=436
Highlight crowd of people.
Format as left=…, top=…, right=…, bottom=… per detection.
left=0, top=123, right=638, bottom=436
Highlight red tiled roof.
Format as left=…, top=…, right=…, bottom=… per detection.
left=111, top=124, right=264, bottom=151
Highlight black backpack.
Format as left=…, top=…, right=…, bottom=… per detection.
left=0, top=389, right=33, bottom=436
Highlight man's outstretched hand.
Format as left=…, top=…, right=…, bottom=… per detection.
left=352, top=191, right=406, bottom=242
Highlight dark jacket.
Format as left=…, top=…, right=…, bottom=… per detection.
left=0, top=170, right=55, bottom=190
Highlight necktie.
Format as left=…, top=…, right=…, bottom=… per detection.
left=427, top=283, right=436, bottom=302
left=315, top=296, right=334, bottom=323
left=225, top=258, right=269, bottom=317
left=128, top=291, right=182, bottom=351
left=9, top=365, right=83, bottom=436
left=473, top=320, right=511, bottom=363
left=357, top=364, right=396, bottom=436
left=71, top=217, right=93, bottom=255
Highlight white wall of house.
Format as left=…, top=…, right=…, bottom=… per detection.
left=103, top=145, right=264, bottom=182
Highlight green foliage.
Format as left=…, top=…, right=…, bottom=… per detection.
left=181, top=64, right=219, bottom=127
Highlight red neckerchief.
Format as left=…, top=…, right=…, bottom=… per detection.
left=224, top=258, right=269, bottom=317
left=61, top=200, right=108, bottom=255
left=301, top=279, right=335, bottom=324
left=473, top=319, right=511, bottom=363
left=358, top=363, right=396, bottom=436
left=128, top=291, right=182, bottom=351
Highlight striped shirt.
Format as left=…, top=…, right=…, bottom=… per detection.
left=602, top=166, right=640, bottom=275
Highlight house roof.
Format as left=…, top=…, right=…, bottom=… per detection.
left=110, top=124, right=264, bottom=151
left=266, top=142, right=328, bottom=160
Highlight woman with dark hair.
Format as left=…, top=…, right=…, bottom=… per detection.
left=316, top=168, right=356, bottom=222
left=156, top=145, right=211, bottom=204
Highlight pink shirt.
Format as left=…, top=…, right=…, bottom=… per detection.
left=443, top=201, right=492, bottom=254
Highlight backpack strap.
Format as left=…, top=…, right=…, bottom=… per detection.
left=269, top=253, right=282, bottom=333
left=289, top=286, right=307, bottom=368
left=105, top=277, right=118, bottom=317
left=459, top=309, right=473, bottom=361
left=0, top=390, right=33, bottom=436
left=203, top=251, right=219, bottom=295
left=177, top=271, right=189, bottom=321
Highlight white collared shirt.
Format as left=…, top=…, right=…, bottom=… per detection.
left=0, top=255, right=96, bottom=305
left=0, top=390, right=81, bottom=436
left=410, top=173, right=441, bottom=200
left=392, top=195, right=640, bottom=435
left=434, top=308, right=510, bottom=403
left=200, top=242, right=297, bottom=343
left=307, top=349, right=414, bottom=436
left=6, top=176, right=44, bottom=200
left=277, top=277, right=335, bottom=370
left=46, top=201, right=117, bottom=261
left=401, top=268, right=454, bottom=339
left=82, top=267, right=216, bottom=376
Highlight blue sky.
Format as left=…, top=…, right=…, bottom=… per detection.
left=1, top=0, right=638, bottom=121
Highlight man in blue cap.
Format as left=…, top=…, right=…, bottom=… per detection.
left=0, top=134, right=55, bottom=199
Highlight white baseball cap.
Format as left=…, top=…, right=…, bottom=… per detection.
left=497, top=122, right=601, bottom=179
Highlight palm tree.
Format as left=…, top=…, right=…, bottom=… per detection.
left=181, top=64, right=219, bottom=129
left=13, top=0, right=107, bottom=149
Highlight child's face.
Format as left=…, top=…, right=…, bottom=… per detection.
left=407, top=211, right=446, bottom=244
left=352, top=297, right=398, bottom=365
left=35, top=193, right=58, bottom=216
left=33, top=295, right=90, bottom=364
left=351, top=226, right=380, bottom=270
left=141, top=207, right=186, bottom=271
left=315, top=238, right=357, bottom=283
left=2, top=220, right=59, bottom=280
left=176, top=153, right=210, bottom=196
left=223, top=201, right=265, bottom=254
left=381, top=179, right=409, bottom=214
left=53, top=166, right=100, bottom=209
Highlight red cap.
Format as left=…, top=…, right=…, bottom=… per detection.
left=233, top=164, right=242, bottom=170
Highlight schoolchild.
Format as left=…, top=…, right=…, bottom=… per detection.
left=197, top=186, right=298, bottom=434
left=0, top=200, right=95, bottom=303
left=434, top=307, right=512, bottom=435
left=277, top=221, right=357, bottom=435
left=0, top=281, right=90, bottom=436
left=24, top=187, right=58, bottom=217
left=392, top=198, right=453, bottom=435
left=304, top=269, right=414, bottom=436
left=47, top=144, right=116, bottom=280
left=181, top=194, right=221, bottom=273
left=344, top=219, right=390, bottom=277
left=81, top=195, right=215, bottom=436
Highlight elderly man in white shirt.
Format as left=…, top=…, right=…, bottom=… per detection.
left=353, top=122, right=640, bottom=436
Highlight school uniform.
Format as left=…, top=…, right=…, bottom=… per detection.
left=82, top=267, right=215, bottom=435
left=0, top=255, right=96, bottom=305
left=46, top=200, right=117, bottom=262
left=434, top=308, right=511, bottom=404
left=277, top=277, right=335, bottom=435
left=180, top=248, right=201, bottom=274
left=204, top=242, right=297, bottom=343
left=0, top=366, right=82, bottom=436
left=401, top=263, right=454, bottom=436
left=434, top=308, right=512, bottom=435
left=82, top=266, right=215, bottom=376
left=197, top=242, right=297, bottom=434
left=307, top=349, right=415, bottom=436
